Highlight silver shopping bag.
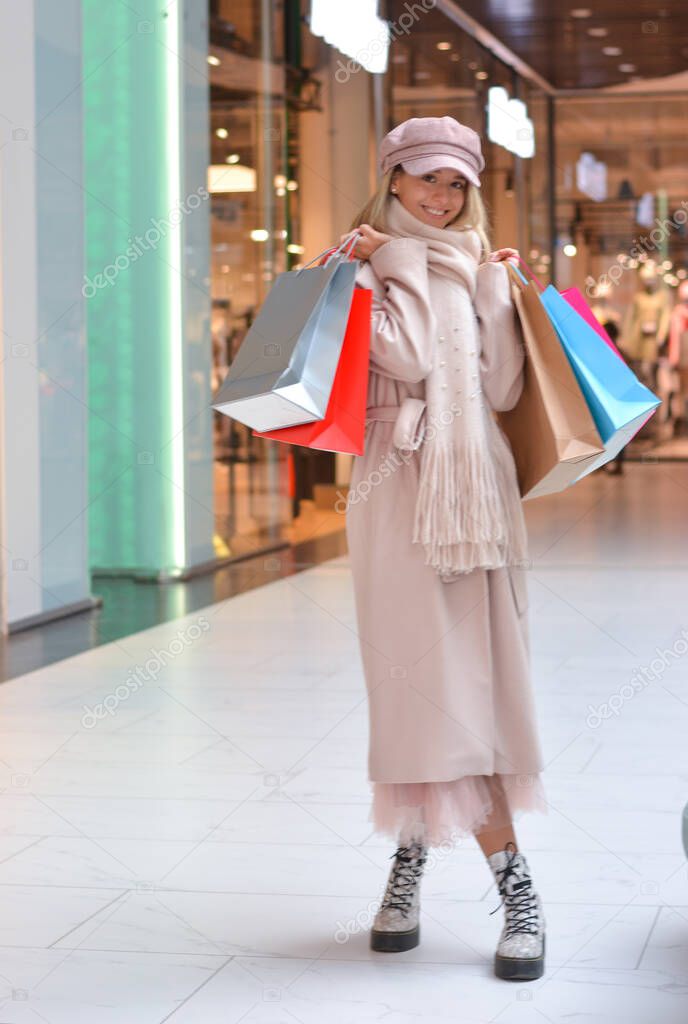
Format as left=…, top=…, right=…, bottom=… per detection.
left=212, top=235, right=360, bottom=432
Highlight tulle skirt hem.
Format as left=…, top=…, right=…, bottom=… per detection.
left=370, top=772, right=547, bottom=848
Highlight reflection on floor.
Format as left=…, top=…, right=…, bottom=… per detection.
left=1, top=462, right=688, bottom=1020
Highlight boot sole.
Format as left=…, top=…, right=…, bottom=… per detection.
left=495, top=936, right=545, bottom=981
left=370, top=923, right=420, bottom=952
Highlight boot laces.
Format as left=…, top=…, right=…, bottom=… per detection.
left=380, top=841, right=427, bottom=918
left=488, top=842, right=539, bottom=938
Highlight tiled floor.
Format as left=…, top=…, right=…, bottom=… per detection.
left=1, top=461, right=688, bottom=1022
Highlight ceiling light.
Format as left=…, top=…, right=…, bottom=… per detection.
left=475, top=70, right=488, bottom=80
left=619, top=62, right=637, bottom=72
left=286, top=180, right=298, bottom=191
left=437, top=41, right=451, bottom=51
left=215, top=127, right=228, bottom=139
left=602, top=46, right=622, bottom=56
left=287, top=243, right=305, bottom=254
left=563, top=243, right=577, bottom=257
left=208, top=164, right=256, bottom=193
left=587, top=26, right=608, bottom=37
left=250, top=229, right=269, bottom=242
left=570, top=8, right=592, bottom=17
left=226, top=153, right=240, bottom=164
left=207, top=55, right=221, bottom=66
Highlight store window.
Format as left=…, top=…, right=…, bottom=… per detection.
left=208, top=0, right=294, bottom=557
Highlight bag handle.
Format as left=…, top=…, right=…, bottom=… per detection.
left=508, top=255, right=546, bottom=292
left=296, top=231, right=361, bottom=275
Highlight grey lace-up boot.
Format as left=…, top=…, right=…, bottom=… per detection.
left=487, top=841, right=546, bottom=980
left=370, top=838, right=428, bottom=952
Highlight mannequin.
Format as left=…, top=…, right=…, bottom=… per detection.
left=621, top=264, right=671, bottom=392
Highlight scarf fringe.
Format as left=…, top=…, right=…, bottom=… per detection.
left=412, top=426, right=529, bottom=578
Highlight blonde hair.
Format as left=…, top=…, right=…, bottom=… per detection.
left=348, top=165, right=492, bottom=262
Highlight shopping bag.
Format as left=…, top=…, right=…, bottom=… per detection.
left=537, top=278, right=661, bottom=480
left=498, top=262, right=605, bottom=500
left=252, top=286, right=372, bottom=455
left=560, top=287, right=624, bottom=360
left=212, top=234, right=360, bottom=432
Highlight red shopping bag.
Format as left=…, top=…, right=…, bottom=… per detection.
left=252, top=286, right=372, bottom=455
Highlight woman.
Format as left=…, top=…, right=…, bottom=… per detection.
left=340, top=117, right=547, bottom=981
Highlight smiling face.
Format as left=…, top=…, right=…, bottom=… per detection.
left=391, top=166, right=468, bottom=228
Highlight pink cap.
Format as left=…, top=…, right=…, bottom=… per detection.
left=379, top=116, right=485, bottom=187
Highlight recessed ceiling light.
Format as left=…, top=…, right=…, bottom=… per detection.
left=437, top=41, right=452, bottom=51
left=475, top=70, right=488, bottom=80
left=207, top=55, right=221, bottom=66
left=619, top=62, right=637, bottom=72
left=602, top=46, right=622, bottom=56
left=570, top=8, right=592, bottom=17
left=226, top=153, right=240, bottom=164
left=215, top=128, right=228, bottom=139
left=587, top=26, right=609, bottom=37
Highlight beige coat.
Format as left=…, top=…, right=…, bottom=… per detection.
left=345, top=239, right=545, bottom=786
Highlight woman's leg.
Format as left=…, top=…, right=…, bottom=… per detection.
left=473, top=774, right=518, bottom=857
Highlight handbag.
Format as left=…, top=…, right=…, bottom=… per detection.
left=528, top=267, right=661, bottom=480
left=253, top=286, right=372, bottom=455
left=498, top=262, right=605, bottom=500
left=212, top=234, right=360, bottom=432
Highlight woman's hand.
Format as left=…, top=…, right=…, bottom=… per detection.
left=339, top=224, right=393, bottom=262
left=486, top=247, right=520, bottom=264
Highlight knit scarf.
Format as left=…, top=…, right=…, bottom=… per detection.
left=383, top=195, right=529, bottom=581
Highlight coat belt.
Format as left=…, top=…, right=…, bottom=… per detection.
left=365, top=398, right=427, bottom=452
left=365, top=405, right=400, bottom=423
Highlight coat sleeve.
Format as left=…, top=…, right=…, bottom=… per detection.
left=474, top=260, right=525, bottom=412
left=359, top=237, right=437, bottom=383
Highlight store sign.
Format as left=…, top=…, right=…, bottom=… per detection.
left=576, top=152, right=607, bottom=201
left=309, top=0, right=390, bottom=74
left=487, top=87, right=535, bottom=159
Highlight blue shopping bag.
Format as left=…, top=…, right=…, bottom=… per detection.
left=509, top=261, right=660, bottom=481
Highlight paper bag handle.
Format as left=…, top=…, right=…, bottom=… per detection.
left=296, top=231, right=361, bottom=275
left=508, top=255, right=546, bottom=292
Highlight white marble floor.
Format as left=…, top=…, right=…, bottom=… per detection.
left=1, top=462, right=688, bottom=1023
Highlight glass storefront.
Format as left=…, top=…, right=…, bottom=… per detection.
left=207, top=0, right=560, bottom=561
